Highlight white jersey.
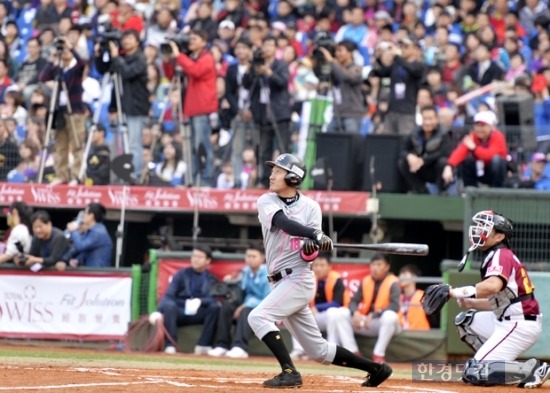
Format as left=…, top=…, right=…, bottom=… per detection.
left=257, top=192, right=322, bottom=274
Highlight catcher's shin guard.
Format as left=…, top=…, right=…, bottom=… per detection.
left=462, top=358, right=539, bottom=386
left=455, top=309, right=483, bottom=351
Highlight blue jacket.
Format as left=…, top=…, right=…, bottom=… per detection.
left=240, top=264, right=270, bottom=309
left=70, top=223, right=113, bottom=267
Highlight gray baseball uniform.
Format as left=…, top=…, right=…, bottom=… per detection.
left=248, top=192, right=338, bottom=364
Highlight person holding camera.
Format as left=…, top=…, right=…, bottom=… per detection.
left=167, top=29, right=218, bottom=186
left=208, top=244, right=270, bottom=358
left=104, top=29, right=150, bottom=180
left=0, top=202, right=33, bottom=265
left=316, top=40, right=366, bottom=133
left=151, top=245, right=221, bottom=355
left=65, top=203, right=113, bottom=268
left=242, top=36, right=292, bottom=188
left=370, top=38, right=425, bottom=136
left=15, top=210, right=71, bottom=272
left=39, top=35, right=87, bottom=185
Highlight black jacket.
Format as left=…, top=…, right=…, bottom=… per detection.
left=468, top=61, right=504, bottom=86
left=29, top=227, right=71, bottom=267
left=86, top=144, right=111, bottom=185
left=401, top=125, right=452, bottom=167
left=242, top=59, right=291, bottom=125
left=225, top=62, right=245, bottom=120
left=107, top=51, right=151, bottom=116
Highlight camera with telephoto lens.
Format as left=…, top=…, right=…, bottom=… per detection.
left=311, top=32, right=336, bottom=82
left=252, top=48, right=265, bottom=66
left=160, top=34, right=191, bottom=55
left=96, top=19, right=122, bottom=52
left=14, top=241, right=27, bottom=266
left=54, top=36, right=66, bottom=53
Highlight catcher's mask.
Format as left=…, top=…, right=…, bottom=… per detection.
left=468, top=210, right=513, bottom=251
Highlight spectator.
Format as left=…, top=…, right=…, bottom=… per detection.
left=518, top=152, right=550, bottom=190
left=330, top=253, right=400, bottom=363
left=103, top=29, right=150, bottom=180
left=187, top=2, right=218, bottom=43
left=208, top=244, right=270, bottom=358
left=371, top=38, right=425, bottom=136
left=467, top=44, right=504, bottom=86
left=290, top=252, right=351, bottom=360
left=216, top=160, right=236, bottom=189
left=85, top=124, right=111, bottom=185
left=0, top=118, right=19, bottom=181
left=66, top=202, right=113, bottom=268
left=224, top=38, right=254, bottom=189
left=40, top=36, right=86, bottom=185
left=398, top=105, right=453, bottom=194
left=154, top=141, right=187, bottom=186
left=442, top=110, right=509, bottom=188
left=17, top=210, right=70, bottom=272
left=0, top=58, right=12, bottom=105
left=0, top=201, right=33, bottom=264
left=7, top=140, right=40, bottom=183
left=36, top=0, right=73, bottom=30
left=398, top=264, right=430, bottom=330
left=243, top=36, right=291, bottom=188
left=155, top=245, right=220, bottom=355
left=167, top=29, right=218, bottom=186
left=334, top=6, right=369, bottom=63
left=110, top=0, right=144, bottom=35
left=441, top=43, right=467, bottom=87
left=146, top=7, right=177, bottom=48
left=16, top=38, right=48, bottom=105
left=317, top=40, right=366, bottom=133
left=1, top=90, right=28, bottom=127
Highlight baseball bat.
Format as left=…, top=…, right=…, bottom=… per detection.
left=332, top=242, right=429, bottom=256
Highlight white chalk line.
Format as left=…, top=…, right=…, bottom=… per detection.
left=0, top=366, right=460, bottom=393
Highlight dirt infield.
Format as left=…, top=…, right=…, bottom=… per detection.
left=0, top=346, right=547, bottom=392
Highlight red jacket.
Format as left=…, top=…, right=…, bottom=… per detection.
left=447, top=129, right=508, bottom=167
left=174, top=50, right=218, bottom=117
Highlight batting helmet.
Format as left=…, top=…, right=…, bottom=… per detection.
left=266, top=154, right=306, bottom=187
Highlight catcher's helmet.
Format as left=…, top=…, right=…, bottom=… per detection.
left=266, top=154, right=306, bottom=187
left=468, top=210, right=513, bottom=251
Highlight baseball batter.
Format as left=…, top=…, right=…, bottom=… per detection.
left=451, top=210, right=550, bottom=388
left=248, top=153, right=392, bottom=388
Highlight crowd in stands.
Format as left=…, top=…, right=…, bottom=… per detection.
left=0, top=0, right=549, bottom=191
left=151, top=247, right=432, bottom=361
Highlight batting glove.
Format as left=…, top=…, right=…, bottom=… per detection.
left=313, top=229, right=333, bottom=251
left=302, top=239, right=319, bottom=255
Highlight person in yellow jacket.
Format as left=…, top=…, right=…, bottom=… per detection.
left=289, top=252, right=351, bottom=360
left=398, top=264, right=430, bottom=330
left=329, top=253, right=401, bottom=363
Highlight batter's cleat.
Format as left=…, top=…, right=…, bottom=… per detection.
left=362, top=363, right=393, bottom=387
left=263, top=365, right=303, bottom=389
left=519, top=362, right=550, bottom=388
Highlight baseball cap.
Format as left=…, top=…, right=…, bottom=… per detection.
left=473, top=110, right=497, bottom=126
left=219, top=20, right=235, bottom=30
left=272, top=21, right=286, bottom=32
left=532, top=152, right=547, bottom=163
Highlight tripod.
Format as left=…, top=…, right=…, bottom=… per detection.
left=77, top=72, right=126, bottom=183
left=38, top=53, right=82, bottom=184
left=150, top=65, right=194, bottom=187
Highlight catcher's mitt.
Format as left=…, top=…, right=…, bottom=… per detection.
left=421, top=284, right=451, bottom=315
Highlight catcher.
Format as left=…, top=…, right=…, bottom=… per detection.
left=422, top=210, right=550, bottom=388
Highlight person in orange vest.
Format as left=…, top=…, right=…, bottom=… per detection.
left=329, top=253, right=401, bottom=363
left=398, top=264, right=430, bottom=330
left=289, top=252, right=351, bottom=360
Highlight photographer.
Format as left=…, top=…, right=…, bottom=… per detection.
left=0, top=202, right=33, bottom=265
left=167, top=29, right=218, bottom=186
left=102, top=29, right=150, bottom=180
left=66, top=203, right=113, bottom=268
left=242, top=36, right=291, bottom=188
left=16, top=210, right=71, bottom=272
left=316, top=40, right=365, bottom=134
left=39, top=36, right=87, bottom=185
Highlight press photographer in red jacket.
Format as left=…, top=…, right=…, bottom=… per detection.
left=165, top=30, right=218, bottom=186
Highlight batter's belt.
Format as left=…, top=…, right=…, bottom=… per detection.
left=267, top=268, right=293, bottom=283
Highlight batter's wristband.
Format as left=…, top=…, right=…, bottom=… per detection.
left=301, top=249, right=319, bottom=262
